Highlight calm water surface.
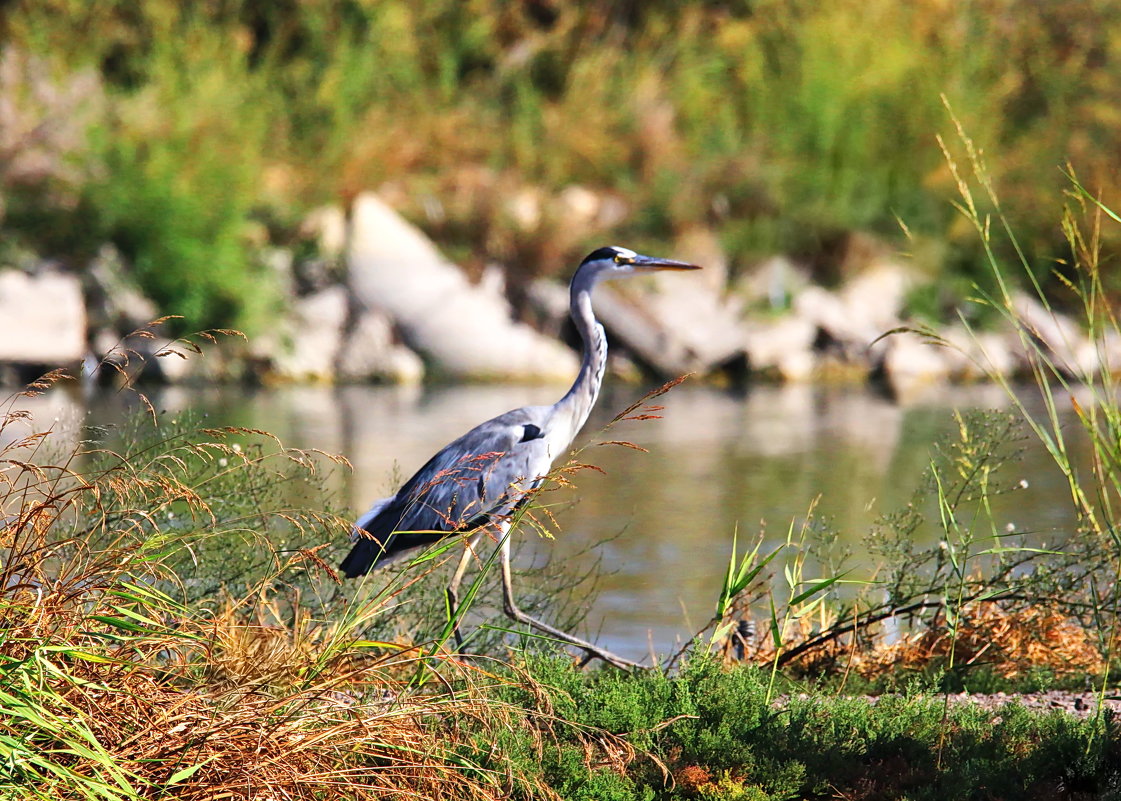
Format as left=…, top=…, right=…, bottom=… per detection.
left=30, top=380, right=1084, bottom=663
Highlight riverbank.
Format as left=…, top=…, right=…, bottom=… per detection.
left=2, top=189, right=1114, bottom=404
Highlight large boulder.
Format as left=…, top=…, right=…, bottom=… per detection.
left=0, top=268, right=86, bottom=366
left=878, top=332, right=952, bottom=400
left=839, top=262, right=914, bottom=335
left=83, top=244, right=159, bottom=335
left=526, top=268, right=749, bottom=379
left=82, top=245, right=165, bottom=381
left=794, top=261, right=917, bottom=356
left=587, top=283, right=737, bottom=377
left=258, top=285, right=349, bottom=383
left=337, top=309, right=425, bottom=385
left=347, top=193, right=578, bottom=381
left=939, top=324, right=1017, bottom=380
left=743, top=315, right=817, bottom=381
left=1009, top=292, right=1099, bottom=377
left=300, top=205, right=348, bottom=260
left=735, top=255, right=812, bottom=310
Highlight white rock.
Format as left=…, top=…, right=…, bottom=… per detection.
left=744, top=315, right=817, bottom=380
left=605, top=237, right=745, bottom=377
left=152, top=346, right=194, bottom=383
left=337, top=309, right=424, bottom=385
left=1010, top=292, right=1097, bottom=376
left=557, top=185, right=601, bottom=227
left=591, top=269, right=749, bottom=377
left=793, top=262, right=918, bottom=353
left=595, top=194, right=629, bottom=229
left=270, top=286, right=348, bottom=382
left=150, top=340, right=237, bottom=384
left=478, top=264, right=506, bottom=298
left=261, top=247, right=296, bottom=296
left=524, top=278, right=571, bottom=338
left=523, top=260, right=746, bottom=379
left=505, top=187, right=544, bottom=231
left=793, top=285, right=855, bottom=343
left=0, top=269, right=86, bottom=364
left=347, top=192, right=578, bottom=381
left=1008, top=291, right=1121, bottom=378
left=90, top=328, right=122, bottom=361
left=880, top=332, right=951, bottom=400
left=777, top=349, right=816, bottom=382
left=940, top=325, right=1016, bottom=380
left=1076, top=329, right=1121, bottom=375
left=85, top=245, right=158, bottom=331
left=838, top=261, right=914, bottom=333
left=974, top=331, right=1017, bottom=378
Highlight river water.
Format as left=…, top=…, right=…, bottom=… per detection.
left=18, top=380, right=1085, bottom=663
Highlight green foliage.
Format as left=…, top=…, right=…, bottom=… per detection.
left=471, top=655, right=1121, bottom=800
left=87, top=25, right=283, bottom=333
left=4, top=0, right=1121, bottom=325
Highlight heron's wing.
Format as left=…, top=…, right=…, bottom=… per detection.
left=341, top=407, right=554, bottom=576
left=392, top=411, right=552, bottom=535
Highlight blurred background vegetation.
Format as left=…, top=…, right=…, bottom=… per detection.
left=0, top=0, right=1118, bottom=333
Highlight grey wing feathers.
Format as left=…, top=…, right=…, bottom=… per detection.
left=340, top=408, right=553, bottom=578
left=350, top=497, right=393, bottom=542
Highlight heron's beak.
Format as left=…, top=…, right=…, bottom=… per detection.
left=629, top=255, right=702, bottom=271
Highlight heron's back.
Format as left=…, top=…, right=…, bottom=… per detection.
left=340, top=407, right=555, bottom=577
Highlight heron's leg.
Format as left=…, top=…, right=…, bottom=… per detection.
left=497, top=534, right=640, bottom=670
left=446, top=536, right=477, bottom=649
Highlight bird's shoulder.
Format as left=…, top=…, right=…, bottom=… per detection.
left=393, top=405, right=551, bottom=497
left=447, top=405, right=552, bottom=451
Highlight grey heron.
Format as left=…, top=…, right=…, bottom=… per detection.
left=340, top=245, right=701, bottom=668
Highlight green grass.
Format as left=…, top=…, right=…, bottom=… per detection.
left=473, top=655, right=1121, bottom=801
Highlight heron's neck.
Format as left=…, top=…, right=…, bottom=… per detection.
left=554, top=281, right=607, bottom=441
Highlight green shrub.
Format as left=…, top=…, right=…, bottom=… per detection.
left=472, top=656, right=1121, bottom=800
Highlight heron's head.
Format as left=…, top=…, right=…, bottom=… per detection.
left=578, top=246, right=701, bottom=281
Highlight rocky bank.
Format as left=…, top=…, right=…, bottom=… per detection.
left=0, top=190, right=1109, bottom=393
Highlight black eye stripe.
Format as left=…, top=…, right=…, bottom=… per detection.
left=581, top=246, right=624, bottom=265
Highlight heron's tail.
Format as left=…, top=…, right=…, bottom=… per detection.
left=340, top=497, right=396, bottom=578
left=339, top=536, right=384, bottom=578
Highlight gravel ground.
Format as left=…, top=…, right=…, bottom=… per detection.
left=778, top=691, right=1121, bottom=719
left=869, top=691, right=1121, bottom=719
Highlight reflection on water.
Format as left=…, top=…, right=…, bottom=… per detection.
left=15, top=380, right=1082, bottom=663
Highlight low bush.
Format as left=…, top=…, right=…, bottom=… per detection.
left=469, top=655, right=1121, bottom=800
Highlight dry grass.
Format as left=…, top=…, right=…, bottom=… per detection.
left=46, top=664, right=503, bottom=801
left=728, top=600, right=1104, bottom=682
left=857, top=601, right=1105, bottom=681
